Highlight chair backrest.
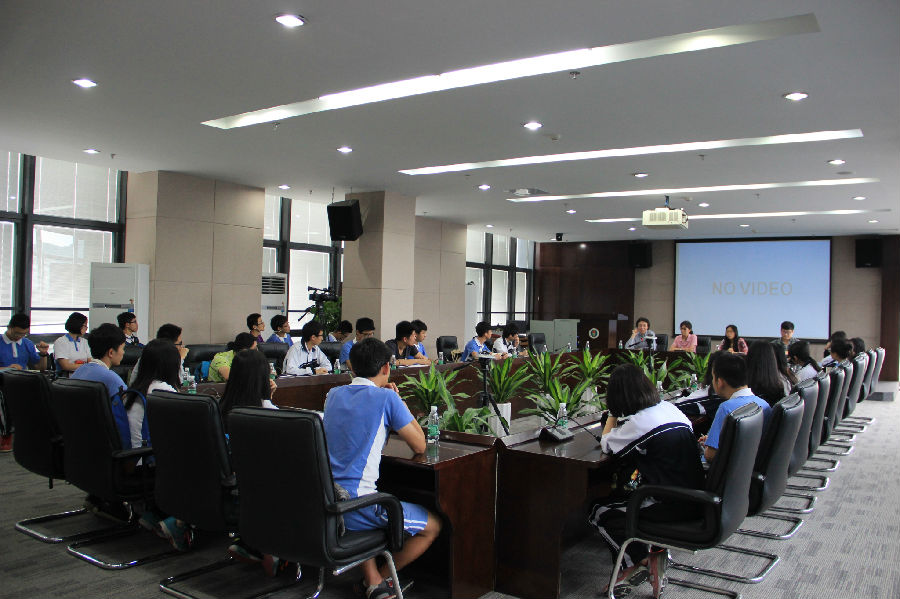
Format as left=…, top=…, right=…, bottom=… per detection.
left=704, top=402, right=764, bottom=544
left=789, top=379, right=818, bottom=475
left=111, top=344, right=144, bottom=380
left=527, top=332, right=547, bottom=354
left=2, top=370, right=64, bottom=480
left=318, top=342, right=342, bottom=364
left=696, top=335, right=711, bottom=354
left=860, top=348, right=878, bottom=400
left=870, top=347, right=886, bottom=394
left=832, top=360, right=853, bottom=427
left=229, top=407, right=341, bottom=566
left=50, top=379, right=126, bottom=501
left=146, top=392, right=234, bottom=531
left=808, top=370, right=830, bottom=454
left=184, top=344, right=229, bottom=376
left=436, top=336, right=458, bottom=359
left=843, top=353, right=867, bottom=417
left=749, top=393, right=804, bottom=514
left=654, top=333, right=669, bottom=351
left=820, top=365, right=846, bottom=443
left=257, top=342, right=290, bottom=373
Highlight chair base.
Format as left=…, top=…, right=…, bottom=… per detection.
left=67, top=525, right=181, bottom=570
left=769, top=491, right=816, bottom=514
left=666, top=576, right=742, bottom=598
left=805, top=455, right=839, bottom=471
left=736, top=512, right=803, bottom=540
left=15, top=507, right=126, bottom=544
left=787, top=472, right=829, bottom=491
left=817, top=442, right=853, bottom=456
left=670, top=544, right=779, bottom=584
left=843, top=415, right=874, bottom=423
left=160, top=557, right=305, bottom=599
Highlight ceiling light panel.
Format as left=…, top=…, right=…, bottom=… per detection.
left=508, top=177, right=878, bottom=202
left=399, top=129, right=862, bottom=175
left=203, top=13, right=819, bottom=129
left=72, top=78, right=97, bottom=88
left=586, top=209, right=871, bottom=223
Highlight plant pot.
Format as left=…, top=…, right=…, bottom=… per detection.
left=488, top=402, right=512, bottom=437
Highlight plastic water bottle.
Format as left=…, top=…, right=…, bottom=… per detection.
left=556, top=402, right=568, bottom=430
left=437, top=351, right=444, bottom=365
left=618, top=340, right=623, bottom=349
left=390, top=355, right=397, bottom=370
left=333, top=359, right=340, bottom=374
left=690, top=374, right=698, bottom=391
left=269, top=362, right=277, bottom=381
left=181, top=366, right=191, bottom=389
left=186, top=375, right=197, bottom=394
left=427, top=406, right=440, bottom=443
left=586, top=341, right=590, bottom=352
left=566, top=342, right=572, bottom=352
left=656, top=380, right=664, bottom=395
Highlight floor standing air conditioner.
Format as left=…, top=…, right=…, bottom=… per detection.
left=261, top=274, right=287, bottom=333
left=89, top=263, right=150, bottom=331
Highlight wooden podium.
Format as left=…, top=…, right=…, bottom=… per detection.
left=576, top=313, right=630, bottom=349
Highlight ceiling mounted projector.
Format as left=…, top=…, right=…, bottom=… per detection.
left=642, top=207, right=688, bottom=229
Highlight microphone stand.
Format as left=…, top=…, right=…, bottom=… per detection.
left=474, top=357, right=510, bottom=436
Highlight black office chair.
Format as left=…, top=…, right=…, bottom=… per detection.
left=769, top=379, right=820, bottom=515
left=858, top=348, right=877, bottom=402
left=184, top=344, right=229, bottom=380
left=50, top=378, right=177, bottom=570
left=257, top=342, right=290, bottom=374
left=654, top=333, right=668, bottom=351
left=696, top=336, right=711, bottom=354
left=436, top=336, right=459, bottom=361
left=229, top=407, right=407, bottom=599
left=318, top=341, right=343, bottom=364
left=817, top=361, right=854, bottom=456
left=527, top=332, right=548, bottom=354
left=112, top=344, right=144, bottom=381
left=833, top=353, right=867, bottom=436
left=867, top=347, right=886, bottom=400
left=608, top=402, right=764, bottom=599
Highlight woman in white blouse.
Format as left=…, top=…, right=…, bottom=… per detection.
left=492, top=323, right=523, bottom=356
left=54, top=312, right=90, bottom=373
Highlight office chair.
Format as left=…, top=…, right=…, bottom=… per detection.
left=526, top=332, right=547, bottom=354
left=436, top=336, right=458, bottom=361
left=769, top=379, right=820, bottom=515
left=112, top=344, right=143, bottom=380
left=695, top=336, right=711, bottom=354
left=257, top=342, right=290, bottom=374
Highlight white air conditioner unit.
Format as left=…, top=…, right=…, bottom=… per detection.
left=261, top=274, right=287, bottom=334
left=642, top=207, right=688, bottom=229
left=90, top=263, right=150, bottom=332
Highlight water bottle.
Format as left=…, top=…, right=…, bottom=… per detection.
left=618, top=340, right=623, bottom=349
left=556, top=402, right=568, bottom=430
left=586, top=341, right=590, bottom=352
left=186, top=375, right=197, bottom=394
left=566, top=342, right=572, bottom=353
left=181, top=366, right=191, bottom=389
left=427, top=406, right=440, bottom=443
left=656, top=380, right=664, bottom=395
left=269, top=362, right=277, bottom=381
left=390, top=355, right=397, bottom=370
left=333, top=359, right=340, bottom=374
left=690, top=373, right=698, bottom=391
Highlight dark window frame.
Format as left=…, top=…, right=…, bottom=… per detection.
left=466, top=231, right=533, bottom=326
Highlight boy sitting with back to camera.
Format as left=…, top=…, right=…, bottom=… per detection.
left=323, top=337, right=441, bottom=599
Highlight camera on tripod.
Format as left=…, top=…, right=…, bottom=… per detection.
left=307, top=286, right=338, bottom=303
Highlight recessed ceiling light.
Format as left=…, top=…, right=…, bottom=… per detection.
left=523, top=121, right=543, bottom=131
left=278, top=184, right=291, bottom=190
left=486, top=224, right=494, bottom=228
left=579, top=243, right=587, bottom=249
left=72, top=78, right=97, bottom=88
left=852, top=196, right=866, bottom=201
left=204, top=14, right=818, bottom=128
left=869, top=219, right=879, bottom=223
left=739, top=224, right=750, bottom=227
left=633, top=172, right=649, bottom=178
left=275, top=14, right=305, bottom=28
left=337, top=146, right=353, bottom=154
left=509, top=177, right=878, bottom=202
left=587, top=208, right=870, bottom=223
left=628, top=227, right=637, bottom=231
left=478, top=184, right=491, bottom=191
left=827, top=159, right=846, bottom=166
left=83, top=148, right=100, bottom=154
left=566, top=209, right=577, bottom=214
left=698, top=202, right=710, bottom=207
left=783, top=91, right=809, bottom=101
left=398, top=129, right=862, bottom=175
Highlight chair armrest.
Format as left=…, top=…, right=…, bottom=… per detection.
left=626, top=484, right=720, bottom=535
left=327, top=492, right=405, bottom=552
left=112, top=446, right=154, bottom=461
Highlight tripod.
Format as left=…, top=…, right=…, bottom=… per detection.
left=474, top=357, right=510, bottom=436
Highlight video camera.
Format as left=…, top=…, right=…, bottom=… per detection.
left=307, top=285, right=338, bottom=303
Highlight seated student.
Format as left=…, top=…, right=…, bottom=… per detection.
left=822, top=338, right=852, bottom=368
left=322, top=338, right=441, bottom=599
left=698, top=352, right=771, bottom=462
left=822, top=330, right=847, bottom=359
left=493, top=323, right=523, bottom=356
left=717, top=324, right=748, bottom=354
left=589, top=364, right=705, bottom=598
left=669, top=320, right=697, bottom=352
left=209, top=333, right=257, bottom=382
left=746, top=340, right=786, bottom=405
left=788, top=341, right=821, bottom=383
left=283, top=320, right=330, bottom=375
left=411, top=319, right=429, bottom=357
left=54, top=312, right=91, bottom=374
left=0, top=313, right=50, bottom=371
left=129, top=323, right=190, bottom=385
left=247, top=313, right=266, bottom=344
left=266, top=314, right=294, bottom=346
left=770, top=341, right=797, bottom=395
left=677, top=350, right=727, bottom=422
left=340, top=317, right=376, bottom=368
left=625, top=317, right=655, bottom=350
left=70, top=323, right=128, bottom=402
left=773, top=320, right=797, bottom=356
left=385, top=320, right=431, bottom=366
left=117, top=312, right=143, bottom=347
left=327, top=320, right=353, bottom=343
left=850, top=337, right=867, bottom=357
left=132, top=339, right=183, bottom=398
left=464, top=321, right=508, bottom=361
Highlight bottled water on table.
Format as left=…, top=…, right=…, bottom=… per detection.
left=427, top=405, right=440, bottom=443
left=556, top=402, right=568, bottom=430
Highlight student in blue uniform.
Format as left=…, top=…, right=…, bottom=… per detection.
left=0, top=313, right=50, bottom=371
left=340, top=317, right=376, bottom=368
left=323, top=338, right=441, bottom=599
left=411, top=319, right=429, bottom=357
left=70, top=323, right=128, bottom=400
left=463, top=321, right=508, bottom=361
left=266, top=314, right=294, bottom=346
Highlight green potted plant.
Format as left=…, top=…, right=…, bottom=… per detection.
left=522, top=377, right=593, bottom=424
left=524, top=350, right=574, bottom=396
left=440, top=392, right=494, bottom=434
left=397, top=363, right=465, bottom=419
left=487, top=357, right=532, bottom=404
left=571, top=347, right=612, bottom=408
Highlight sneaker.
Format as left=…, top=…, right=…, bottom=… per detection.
left=262, top=554, right=285, bottom=578
left=647, top=549, right=669, bottom=598
left=227, top=540, right=263, bottom=564
left=159, top=517, right=193, bottom=552
left=138, top=511, right=164, bottom=538
left=602, top=564, right=649, bottom=597
left=365, top=580, right=397, bottom=599
left=0, top=434, right=12, bottom=452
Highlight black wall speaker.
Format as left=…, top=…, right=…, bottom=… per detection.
left=855, top=238, right=882, bottom=268
left=326, top=199, right=363, bottom=241
left=628, top=243, right=652, bottom=268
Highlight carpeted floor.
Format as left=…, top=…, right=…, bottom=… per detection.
left=2, top=392, right=899, bottom=599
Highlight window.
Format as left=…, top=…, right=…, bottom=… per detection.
left=288, top=249, right=330, bottom=326
left=263, top=194, right=280, bottom=241
left=290, top=198, right=331, bottom=246
left=466, top=229, right=534, bottom=326
left=0, top=222, right=14, bottom=309
left=2, top=152, right=19, bottom=212
left=34, top=157, right=118, bottom=222
left=262, top=246, right=277, bottom=274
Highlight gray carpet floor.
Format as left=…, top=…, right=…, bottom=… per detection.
left=3, top=394, right=899, bottom=599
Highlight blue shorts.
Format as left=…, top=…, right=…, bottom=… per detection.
left=343, top=500, right=429, bottom=536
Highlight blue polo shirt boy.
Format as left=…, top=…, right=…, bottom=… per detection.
left=0, top=334, right=42, bottom=369
left=71, top=361, right=128, bottom=400
left=704, top=388, right=771, bottom=450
